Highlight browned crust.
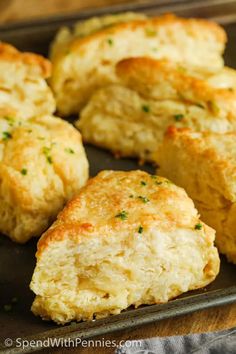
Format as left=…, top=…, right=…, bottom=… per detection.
left=36, top=170, right=203, bottom=258
left=0, top=42, right=51, bottom=78
left=54, top=13, right=226, bottom=58
left=164, top=126, right=234, bottom=170
left=116, top=57, right=236, bottom=107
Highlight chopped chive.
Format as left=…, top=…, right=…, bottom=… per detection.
left=4, top=116, right=15, bottom=126
left=141, top=181, right=147, bottom=186
left=138, top=226, right=143, bottom=234
left=21, top=168, right=27, bottom=176
left=107, top=38, right=113, bottom=46
left=65, top=147, right=75, bottom=154
left=115, top=210, right=128, bottom=220
left=195, top=103, right=205, bottom=109
left=47, top=156, right=53, bottom=164
left=195, top=223, right=203, bottom=230
left=2, top=131, right=12, bottom=140
left=142, top=104, right=150, bottom=113
left=42, top=146, right=53, bottom=164
left=137, top=196, right=149, bottom=203
left=155, top=181, right=162, bottom=185
left=174, top=114, right=184, bottom=122
left=129, top=194, right=134, bottom=198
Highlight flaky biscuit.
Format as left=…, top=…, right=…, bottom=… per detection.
left=30, top=170, right=219, bottom=324
left=0, top=111, right=88, bottom=243
left=157, top=127, right=236, bottom=263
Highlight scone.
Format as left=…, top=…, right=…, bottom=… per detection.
left=157, top=127, right=236, bottom=264
left=77, top=57, right=236, bottom=162
left=0, top=42, right=55, bottom=118
left=49, top=13, right=226, bottom=115
left=30, top=170, right=219, bottom=324
left=0, top=110, right=88, bottom=243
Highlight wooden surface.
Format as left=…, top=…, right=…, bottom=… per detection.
left=1, top=1, right=236, bottom=353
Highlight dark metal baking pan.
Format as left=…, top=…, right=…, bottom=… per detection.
left=0, top=0, right=236, bottom=352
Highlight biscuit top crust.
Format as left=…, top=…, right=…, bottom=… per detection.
left=65, top=13, right=226, bottom=49
left=165, top=127, right=236, bottom=201
left=51, top=13, right=226, bottom=62
left=116, top=57, right=236, bottom=115
left=37, top=170, right=209, bottom=257
left=0, top=42, right=51, bottom=78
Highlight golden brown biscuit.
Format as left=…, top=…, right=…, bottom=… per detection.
left=157, top=127, right=236, bottom=263
left=77, top=57, right=236, bottom=162
left=30, top=170, right=219, bottom=324
left=50, top=13, right=226, bottom=115
left=0, top=42, right=55, bottom=118
left=0, top=110, right=88, bottom=243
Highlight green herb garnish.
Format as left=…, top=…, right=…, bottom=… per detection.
left=42, top=146, right=53, bottom=164
left=195, top=103, right=205, bottom=109
left=141, top=181, right=147, bottom=186
left=47, top=156, right=53, bottom=164
left=138, top=226, right=143, bottom=234
left=4, top=116, right=15, bottom=126
left=115, top=210, right=128, bottom=220
left=129, top=194, right=134, bottom=198
left=142, top=105, right=150, bottom=113
left=21, top=168, right=27, bottom=176
left=174, top=114, right=184, bottom=122
left=195, top=223, right=203, bottom=230
left=107, top=38, right=113, bottom=46
left=2, top=131, right=12, bottom=140
left=65, top=147, right=75, bottom=154
left=137, top=196, right=149, bottom=203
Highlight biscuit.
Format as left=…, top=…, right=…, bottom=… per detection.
left=0, top=110, right=88, bottom=243
left=0, top=42, right=55, bottom=118
left=49, top=13, right=226, bottom=115
left=157, top=127, right=236, bottom=263
left=77, top=57, right=236, bottom=162
left=30, top=170, right=219, bottom=324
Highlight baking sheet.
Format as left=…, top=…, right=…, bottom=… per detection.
left=0, top=0, right=236, bottom=352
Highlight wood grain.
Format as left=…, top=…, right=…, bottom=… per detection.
left=1, top=1, right=236, bottom=352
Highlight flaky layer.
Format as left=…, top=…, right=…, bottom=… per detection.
left=30, top=170, right=219, bottom=323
